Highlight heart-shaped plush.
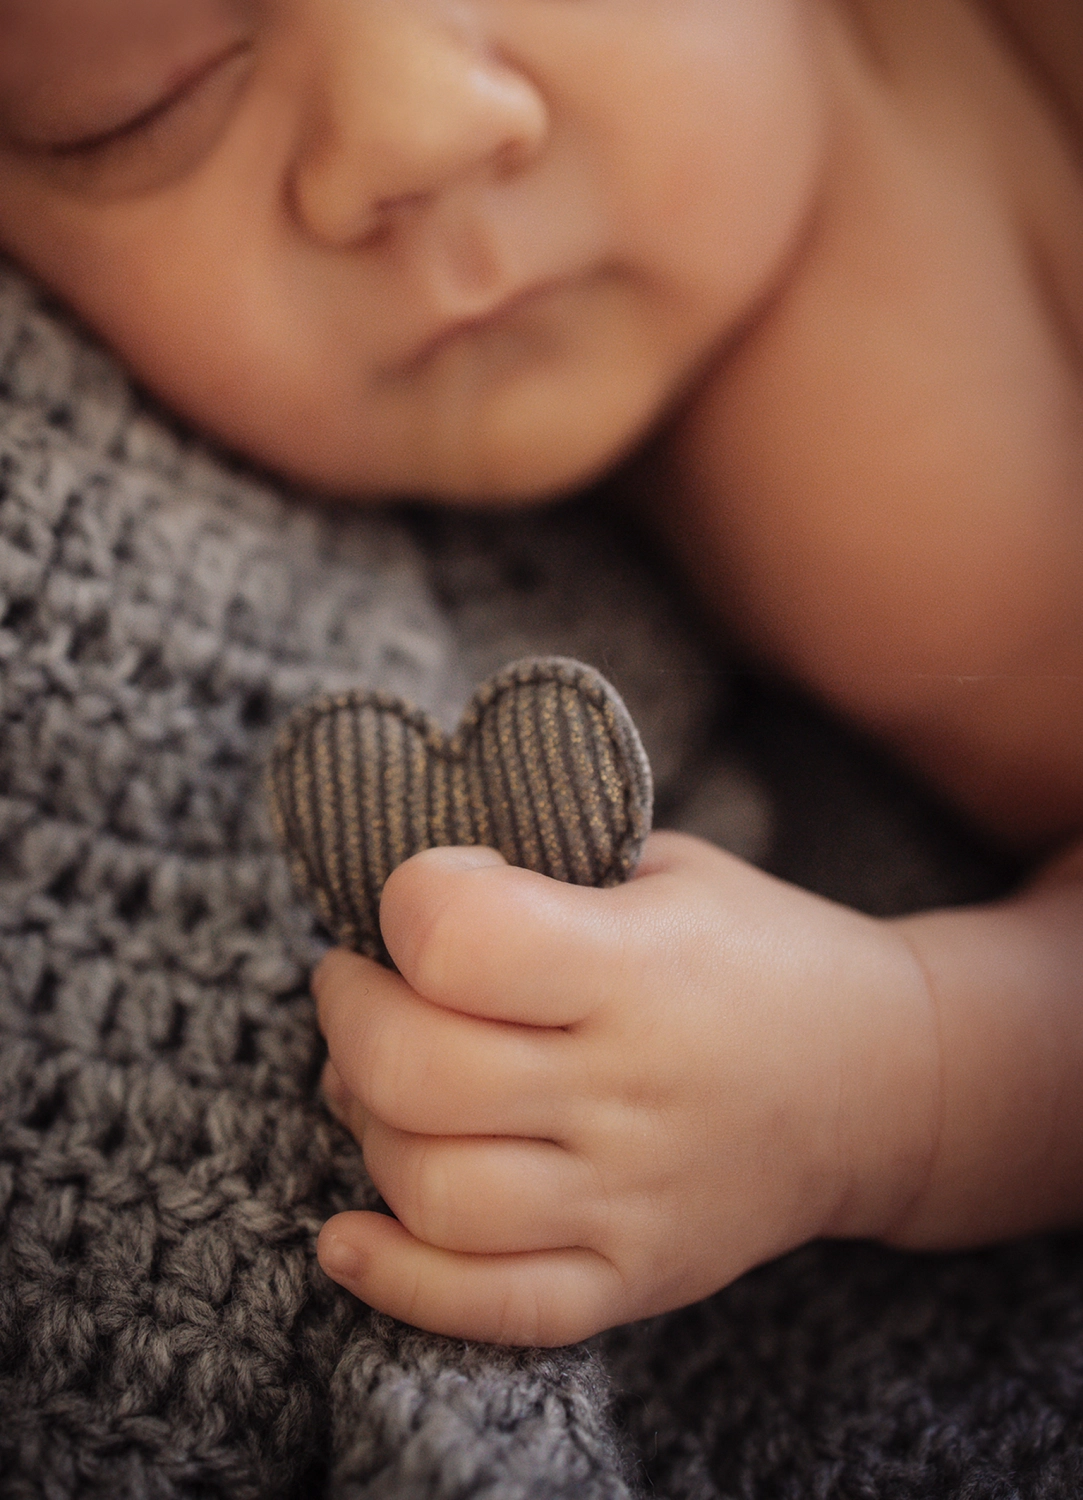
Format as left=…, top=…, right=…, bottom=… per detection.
left=268, top=656, right=653, bottom=962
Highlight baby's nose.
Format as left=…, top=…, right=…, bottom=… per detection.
left=289, top=1, right=549, bottom=248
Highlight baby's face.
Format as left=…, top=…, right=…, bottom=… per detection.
left=0, top=0, right=825, bottom=501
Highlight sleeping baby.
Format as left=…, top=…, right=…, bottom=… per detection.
left=1, top=0, right=1081, bottom=1346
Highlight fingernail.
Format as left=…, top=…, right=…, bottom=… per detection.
left=320, top=1233, right=361, bottom=1282
left=419, top=845, right=505, bottom=872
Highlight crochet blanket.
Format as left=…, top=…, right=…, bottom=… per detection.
left=1, top=262, right=1081, bottom=1499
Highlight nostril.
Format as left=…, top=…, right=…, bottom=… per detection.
left=492, top=139, right=530, bottom=180
left=358, top=219, right=394, bottom=251
left=289, top=21, right=548, bottom=252
left=356, top=192, right=431, bottom=250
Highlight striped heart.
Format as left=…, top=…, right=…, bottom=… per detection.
left=268, top=657, right=653, bottom=963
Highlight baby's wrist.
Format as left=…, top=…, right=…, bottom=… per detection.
left=818, top=917, right=944, bottom=1247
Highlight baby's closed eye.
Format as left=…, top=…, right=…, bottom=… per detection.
left=0, top=0, right=257, bottom=195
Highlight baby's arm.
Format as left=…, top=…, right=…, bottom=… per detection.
left=886, top=839, right=1083, bottom=1247
left=313, top=833, right=1083, bottom=1346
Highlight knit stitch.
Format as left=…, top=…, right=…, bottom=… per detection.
left=0, top=262, right=668, bottom=1499
left=5, top=258, right=1083, bottom=1500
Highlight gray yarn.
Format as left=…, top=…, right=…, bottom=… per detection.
left=0, top=263, right=681, bottom=1499
left=0, top=261, right=734, bottom=1500
left=5, top=258, right=1083, bottom=1500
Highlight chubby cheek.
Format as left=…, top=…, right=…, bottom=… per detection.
left=0, top=162, right=387, bottom=492
left=594, top=0, right=827, bottom=321
left=26, top=226, right=372, bottom=484
left=0, top=194, right=638, bottom=502
left=103, top=263, right=369, bottom=486
left=31, top=229, right=673, bottom=502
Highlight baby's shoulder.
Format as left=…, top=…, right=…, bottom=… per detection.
left=846, top=0, right=1083, bottom=429
left=852, top=0, right=1083, bottom=123
left=657, top=0, right=1083, bottom=845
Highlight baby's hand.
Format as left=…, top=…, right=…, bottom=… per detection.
left=314, top=833, right=938, bottom=1345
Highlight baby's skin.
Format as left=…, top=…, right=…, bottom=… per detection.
left=2, top=0, right=1083, bottom=1344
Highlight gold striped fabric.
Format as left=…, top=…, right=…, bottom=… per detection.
left=268, top=657, right=653, bottom=962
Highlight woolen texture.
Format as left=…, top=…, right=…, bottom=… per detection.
left=2, top=261, right=1083, bottom=1500
left=0, top=265, right=654, bottom=1500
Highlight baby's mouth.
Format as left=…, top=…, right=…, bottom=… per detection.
left=377, top=275, right=584, bottom=385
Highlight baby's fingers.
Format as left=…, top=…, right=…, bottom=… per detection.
left=380, top=847, right=626, bottom=1025
left=314, top=948, right=569, bottom=1137
left=359, top=1118, right=599, bottom=1253
left=317, top=1212, right=626, bottom=1346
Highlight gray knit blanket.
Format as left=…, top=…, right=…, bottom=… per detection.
left=1, top=261, right=1082, bottom=1499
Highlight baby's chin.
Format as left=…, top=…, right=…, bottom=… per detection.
left=289, top=436, right=622, bottom=510
left=401, top=407, right=646, bottom=507
left=243, top=366, right=669, bottom=508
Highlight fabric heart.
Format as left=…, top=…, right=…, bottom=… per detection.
left=268, top=656, right=653, bottom=962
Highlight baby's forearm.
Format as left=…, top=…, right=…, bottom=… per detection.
left=882, top=841, right=1083, bottom=1249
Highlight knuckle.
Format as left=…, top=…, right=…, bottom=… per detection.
left=359, top=1133, right=392, bottom=1204
left=354, top=1013, right=413, bottom=1128
left=311, top=948, right=351, bottom=1021
left=319, top=1057, right=352, bottom=1123
left=403, top=888, right=472, bottom=1004
left=549, top=1256, right=623, bottom=1347
left=493, top=1281, right=543, bottom=1348
left=533, top=1296, right=590, bottom=1349
left=402, top=1145, right=456, bottom=1246
left=493, top=1278, right=598, bottom=1349
left=398, top=1254, right=430, bottom=1334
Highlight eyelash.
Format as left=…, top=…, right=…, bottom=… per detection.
left=48, top=43, right=251, bottom=160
